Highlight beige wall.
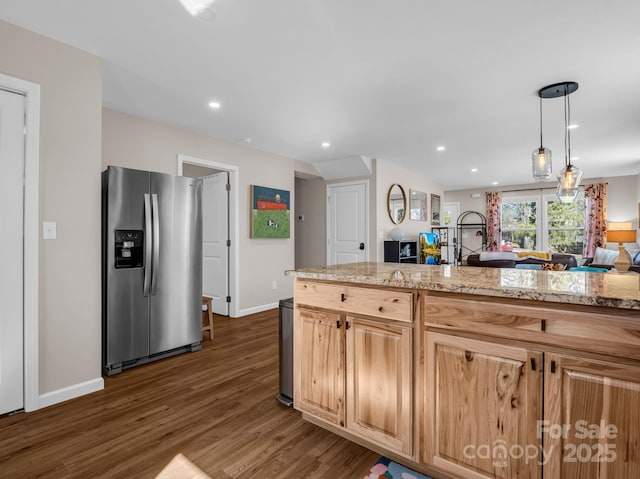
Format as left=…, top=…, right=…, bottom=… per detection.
left=102, top=108, right=295, bottom=314
left=294, top=176, right=327, bottom=268
left=375, top=159, right=444, bottom=261
left=0, top=21, right=103, bottom=396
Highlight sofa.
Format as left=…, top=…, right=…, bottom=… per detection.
left=466, top=252, right=578, bottom=269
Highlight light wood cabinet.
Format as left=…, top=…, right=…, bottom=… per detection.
left=295, top=280, right=413, bottom=323
left=424, top=295, right=640, bottom=361
left=544, top=353, right=640, bottom=479
left=424, top=332, right=542, bottom=479
left=294, top=308, right=345, bottom=426
left=347, top=317, right=413, bottom=455
left=424, top=292, right=640, bottom=479
left=295, top=307, right=414, bottom=456
left=292, top=278, right=640, bottom=479
left=293, top=279, right=415, bottom=457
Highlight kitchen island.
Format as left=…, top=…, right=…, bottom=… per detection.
left=285, top=262, right=640, bottom=479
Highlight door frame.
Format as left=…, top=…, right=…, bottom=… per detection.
left=177, top=154, right=238, bottom=317
left=0, top=73, right=40, bottom=412
left=326, top=179, right=369, bottom=265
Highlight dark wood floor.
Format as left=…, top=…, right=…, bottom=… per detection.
left=0, top=309, right=378, bottom=478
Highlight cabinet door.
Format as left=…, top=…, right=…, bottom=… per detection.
left=346, top=317, right=413, bottom=455
left=294, top=308, right=345, bottom=426
left=424, top=332, right=542, bottom=479
left=544, top=353, right=640, bottom=479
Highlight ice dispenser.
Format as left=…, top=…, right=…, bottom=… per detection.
left=114, top=230, right=144, bottom=268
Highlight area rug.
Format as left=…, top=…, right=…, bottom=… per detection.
left=364, top=456, right=432, bottom=479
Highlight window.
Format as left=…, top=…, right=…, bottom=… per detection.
left=501, top=197, right=538, bottom=251
left=545, top=195, right=585, bottom=255
left=501, top=192, right=585, bottom=257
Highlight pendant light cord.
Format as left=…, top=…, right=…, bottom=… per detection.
left=564, top=89, right=568, bottom=168
left=567, top=91, right=572, bottom=166
left=539, top=96, right=544, bottom=149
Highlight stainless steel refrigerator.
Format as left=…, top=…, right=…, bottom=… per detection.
left=102, top=166, right=203, bottom=375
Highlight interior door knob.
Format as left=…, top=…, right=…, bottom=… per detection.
left=359, top=242, right=365, bottom=250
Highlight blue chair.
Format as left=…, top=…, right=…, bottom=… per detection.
left=515, top=263, right=542, bottom=270
left=569, top=266, right=609, bottom=273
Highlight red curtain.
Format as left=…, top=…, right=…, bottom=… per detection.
left=486, top=191, right=502, bottom=251
left=583, top=183, right=607, bottom=258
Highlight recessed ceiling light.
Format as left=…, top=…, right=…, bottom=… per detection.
left=321, top=142, right=331, bottom=148
left=209, top=101, right=221, bottom=109
left=492, top=181, right=499, bottom=185
left=567, top=124, right=579, bottom=130
left=471, top=168, right=478, bottom=173
left=436, top=146, right=446, bottom=151
left=571, top=156, right=579, bottom=161
left=180, top=0, right=216, bottom=20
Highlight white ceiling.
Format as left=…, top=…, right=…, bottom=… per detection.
left=2, top=0, right=639, bottom=190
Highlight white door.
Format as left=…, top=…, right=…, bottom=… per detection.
left=327, top=181, right=368, bottom=265
left=202, top=172, right=229, bottom=315
left=443, top=201, right=460, bottom=264
left=0, top=88, right=25, bottom=414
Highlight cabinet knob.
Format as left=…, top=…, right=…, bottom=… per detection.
left=336, top=320, right=342, bottom=329
left=341, top=293, right=347, bottom=302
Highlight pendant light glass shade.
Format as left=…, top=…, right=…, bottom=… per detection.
left=556, top=164, right=583, bottom=203
left=532, top=147, right=552, bottom=181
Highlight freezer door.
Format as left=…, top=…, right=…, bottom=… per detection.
left=149, top=172, right=203, bottom=354
left=104, top=166, right=150, bottom=367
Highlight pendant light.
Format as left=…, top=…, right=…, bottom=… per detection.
left=555, top=83, right=583, bottom=203
left=532, top=95, right=552, bottom=181
left=536, top=82, right=583, bottom=203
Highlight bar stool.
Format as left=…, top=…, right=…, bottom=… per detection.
left=201, top=296, right=214, bottom=340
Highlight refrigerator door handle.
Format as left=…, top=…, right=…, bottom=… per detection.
left=151, top=194, right=160, bottom=295
left=143, top=194, right=152, bottom=297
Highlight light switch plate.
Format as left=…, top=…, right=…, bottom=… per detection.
left=43, top=222, right=57, bottom=240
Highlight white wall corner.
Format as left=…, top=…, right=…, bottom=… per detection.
left=314, top=155, right=372, bottom=180
left=38, top=377, right=104, bottom=410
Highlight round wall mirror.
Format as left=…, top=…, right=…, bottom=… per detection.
left=387, top=184, right=406, bottom=224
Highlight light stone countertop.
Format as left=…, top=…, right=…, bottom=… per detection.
left=285, top=262, right=640, bottom=311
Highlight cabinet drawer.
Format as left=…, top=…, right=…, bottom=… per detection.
left=295, top=280, right=413, bottom=322
left=424, top=295, right=640, bottom=360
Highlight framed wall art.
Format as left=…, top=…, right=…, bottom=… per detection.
left=419, top=232, right=441, bottom=265
left=431, top=193, right=441, bottom=225
left=250, top=185, right=290, bottom=238
left=409, top=189, right=428, bottom=221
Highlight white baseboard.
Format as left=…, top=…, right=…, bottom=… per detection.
left=38, top=377, right=104, bottom=410
left=234, top=302, right=279, bottom=317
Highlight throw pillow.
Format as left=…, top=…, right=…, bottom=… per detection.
left=592, top=247, right=619, bottom=265
left=541, top=263, right=566, bottom=271
left=631, top=250, right=640, bottom=265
